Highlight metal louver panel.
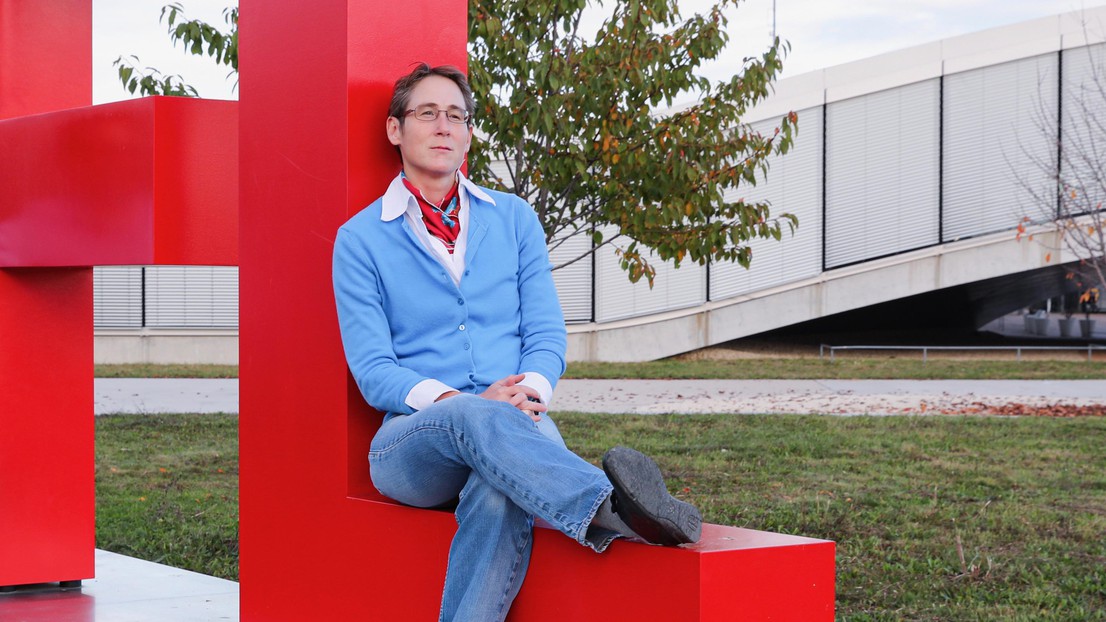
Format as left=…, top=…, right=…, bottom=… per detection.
left=483, top=159, right=515, bottom=191
left=711, top=107, right=824, bottom=300
left=1061, top=43, right=1106, bottom=219
left=145, top=266, right=239, bottom=328
left=548, top=229, right=593, bottom=323
left=594, top=225, right=706, bottom=323
left=825, top=80, right=941, bottom=268
left=944, top=53, right=1058, bottom=240
left=482, top=158, right=593, bottom=322
left=93, top=266, right=143, bottom=328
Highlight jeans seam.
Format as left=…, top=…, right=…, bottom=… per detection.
left=495, top=517, right=531, bottom=619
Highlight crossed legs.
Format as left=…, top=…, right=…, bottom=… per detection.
left=367, top=393, right=701, bottom=621
left=368, top=394, right=613, bottom=621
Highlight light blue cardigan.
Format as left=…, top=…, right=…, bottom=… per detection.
left=332, top=182, right=567, bottom=419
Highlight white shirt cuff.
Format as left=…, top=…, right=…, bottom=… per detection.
left=405, top=379, right=458, bottom=412
left=517, top=372, right=554, bottom=406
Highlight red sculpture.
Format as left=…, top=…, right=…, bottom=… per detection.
left=0, top=1, right=236, bottom=589
left=1, top=1, right=834, bottom=618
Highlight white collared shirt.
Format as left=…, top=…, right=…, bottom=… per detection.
left=379, top=171, right=554, bottom=411
left=379, top=171, right=495, bottom=286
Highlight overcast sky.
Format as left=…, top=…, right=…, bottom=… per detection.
left=92, top=0, right=1105, bottom=104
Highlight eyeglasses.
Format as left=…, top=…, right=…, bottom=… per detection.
left=404, top=104, right=471, bottom=125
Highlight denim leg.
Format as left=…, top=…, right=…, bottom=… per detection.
left=368, top=394, right=613, bottom=547
left=439, top=471, right=533, bottom=622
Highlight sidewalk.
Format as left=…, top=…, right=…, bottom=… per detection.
left=95, top=378, right=237, bottom=415
left=0, top=550, right=238, bottom=622
left=557, top=379, right=1106, bottom=415
left=95, top=378, right=1106, bottom=416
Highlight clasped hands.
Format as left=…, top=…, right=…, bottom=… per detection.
left=436, top=373, right=546, bottom=422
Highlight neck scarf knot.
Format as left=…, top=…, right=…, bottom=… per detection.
left=402, top=175, right=461, bottom=254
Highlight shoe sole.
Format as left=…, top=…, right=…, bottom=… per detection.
left=602, top=446, right=702, bottom=546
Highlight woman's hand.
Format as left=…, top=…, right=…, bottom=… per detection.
left=480, top=373, right=546, bottom=422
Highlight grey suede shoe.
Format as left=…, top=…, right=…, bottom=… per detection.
left=601, top=446, right=702, bottom=545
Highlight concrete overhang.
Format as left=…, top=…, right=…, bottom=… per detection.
left=567, top=223, right=1079, bottom=362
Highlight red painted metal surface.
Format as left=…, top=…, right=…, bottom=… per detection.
left=0, top=97, right=238, bottom=268
left=0, top=0, right=91, bottom=119
left=517, top=523, right=834, bottom=621
left=0, top=1, right=95, bottom=589
left=0, top=3, right=237, bottom=589
left=239, top=0, right=466, bottom=618
left=0, top=268, right=95, bottom=587
left=239, top=1, right=834, bottom=620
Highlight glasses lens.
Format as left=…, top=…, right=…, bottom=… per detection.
left=415, top=105, right=439, bottom=121
left=410, top=105, right=470, bottom=124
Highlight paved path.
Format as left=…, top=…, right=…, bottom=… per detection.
left=553, top=379, right=1106, bottom=415
left=96, top=378, right=238, bottom=415
left=95, top=378, right=1106, bottom=416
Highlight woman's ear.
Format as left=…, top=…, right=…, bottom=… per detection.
left=386, top=116, right=403, bottom=147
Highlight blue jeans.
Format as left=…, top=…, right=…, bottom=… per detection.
left=368, top=394, right=617, bottom=622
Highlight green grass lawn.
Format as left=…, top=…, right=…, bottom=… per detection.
left=94, top=358, right=1106, bottom=380
left=96, top=412, right=1106, bottom=620
left=96, top=414, right=238, bottom=580
left=95, top=364, right=238, bottom=379
left=565, top=358, right=1106, bottom=380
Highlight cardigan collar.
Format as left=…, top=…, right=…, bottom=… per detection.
left=380, top=171, right=495, bottom=222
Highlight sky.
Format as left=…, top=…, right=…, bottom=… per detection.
left=92, top=0, right=1106, bottom=105
left=93, top=0, right=237, bottom=103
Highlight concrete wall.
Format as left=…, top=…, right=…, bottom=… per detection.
left=567, top=224, right=1065, bottom=361
left=95, top=328, right=238, bottom=365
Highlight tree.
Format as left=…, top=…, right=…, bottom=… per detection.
left=468, top=0, right=796, bottom=284
left=119, top=0, right=796, bottom=285
left=113, top=3, right=237, bottom=97
left=1016, top=35, right=1106, bottom=313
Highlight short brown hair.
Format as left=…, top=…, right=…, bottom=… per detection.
left=388, top=63, right=475, bottom=127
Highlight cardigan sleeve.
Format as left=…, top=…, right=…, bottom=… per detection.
left=333, top=226, right=427, bottom=415
left=513, top=199, right=568, bottom=388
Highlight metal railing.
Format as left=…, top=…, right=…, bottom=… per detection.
left=819, top=344, right=1106, bottom=362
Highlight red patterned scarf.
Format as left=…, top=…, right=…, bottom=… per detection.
left=402, top=176, right=461, bottom=254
